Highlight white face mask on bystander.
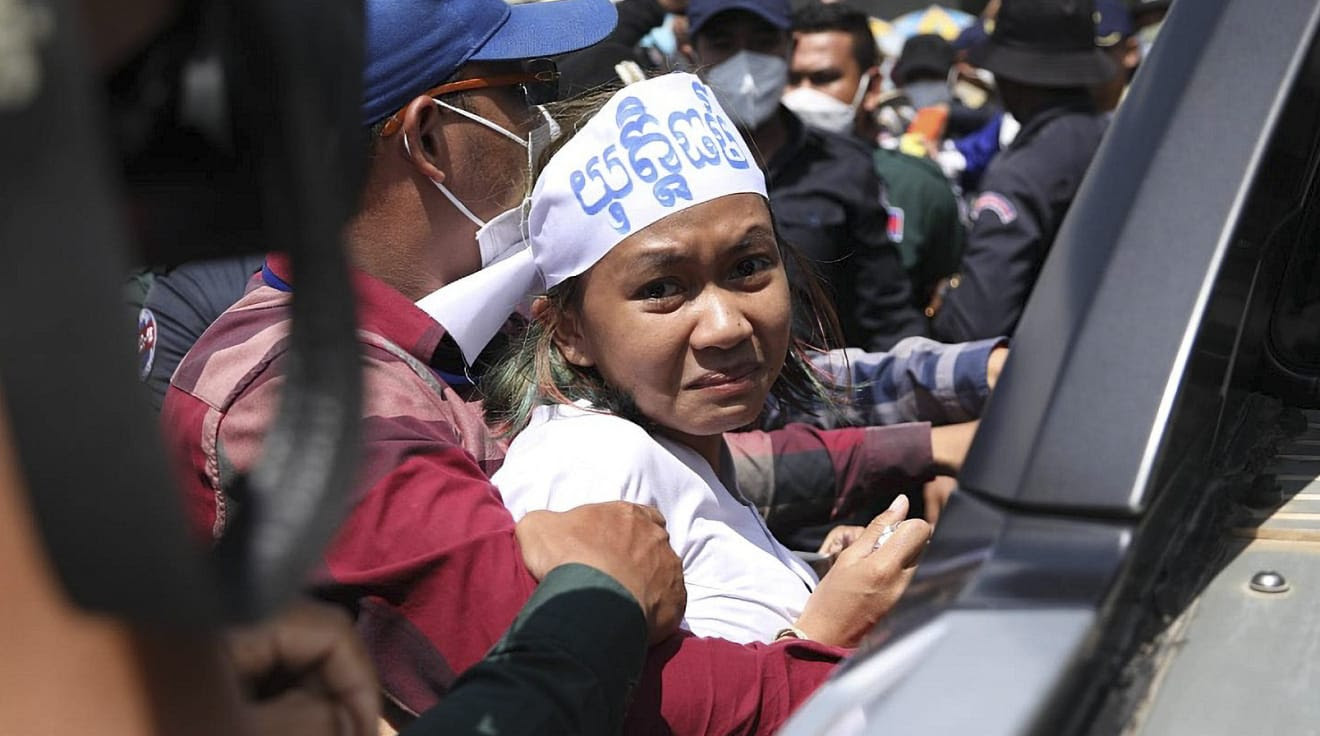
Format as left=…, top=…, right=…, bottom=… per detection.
left=406, top=102, right=561, bottom=268
left=781, top=72, right=871, bottom=135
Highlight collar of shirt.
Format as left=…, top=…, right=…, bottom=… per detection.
left=1010, top=97, right=1099, bottom=149
left=765, top=105, right=809, bottom=180
left=264, top=253, right=447, bottom=370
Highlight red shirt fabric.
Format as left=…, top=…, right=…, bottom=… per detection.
left=162, top=254, right=851, bottom=734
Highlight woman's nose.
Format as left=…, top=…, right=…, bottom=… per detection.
left=690, top=289, right=753, bottom=351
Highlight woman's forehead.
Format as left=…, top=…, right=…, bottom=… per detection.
left=616, top=193, right=772, bottom=250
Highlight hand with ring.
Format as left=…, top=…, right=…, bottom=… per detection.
left=791, top=495, right=933, bottom=647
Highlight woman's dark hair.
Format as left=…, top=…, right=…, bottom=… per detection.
left=479, top=83, right=849, bottom=437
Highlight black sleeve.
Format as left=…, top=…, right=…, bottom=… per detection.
left=139, top=255, right=263, bottom=412
left=847, top=157, right=927, bottom=351
left=930, top=165, right=1046, bottom=342
left=911, top=176, right=965, bottom=303
left=399, top=564, right=647, bottom=736
left=557, top=0, right=668, bottom=96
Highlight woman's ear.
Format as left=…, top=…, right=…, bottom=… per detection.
left=533, top=296, right=595, bottom=368
left=399, top=95, right=447, bottom=183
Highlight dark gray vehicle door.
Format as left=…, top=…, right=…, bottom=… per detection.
left=782, top=0, right=1320, bottom=733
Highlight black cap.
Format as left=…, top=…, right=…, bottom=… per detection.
left=893, top=34, right=955, bottom=86
left=688, top=0, right=791, bottom=40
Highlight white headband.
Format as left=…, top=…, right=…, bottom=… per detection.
left=416, top=72, right=769, bottom=365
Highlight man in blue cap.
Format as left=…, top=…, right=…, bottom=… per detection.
left=683, top=0, right=928, bottom=352
left=1093, top=0, right=1140, bottom=112
left=163, top=1, right=862, bottom=733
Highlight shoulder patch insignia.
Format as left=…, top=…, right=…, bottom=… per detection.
left=887, top=205, right=906, bottom=243
left=137, top=307, right=157, bottom=381
left=971, top=192, right=1018, bottom=225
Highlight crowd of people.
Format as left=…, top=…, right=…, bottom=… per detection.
left=109, top=0, right=1173, bottom=733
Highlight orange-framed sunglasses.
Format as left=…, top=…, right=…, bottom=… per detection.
left=378, top=59, right=560, bottom=137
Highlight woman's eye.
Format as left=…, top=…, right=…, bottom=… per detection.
left=732, top=255, right=774, bottom=279
left=638, top=280, right=682, bottom=301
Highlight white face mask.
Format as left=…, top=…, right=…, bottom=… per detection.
left=405, top=102, right=561, bottom=269
left=705, top=50, right=788, bottom=129
left=781, top=71, right=871, bottom=135
left=1137, top=21, right=1162, bottom=62
left=904, top=79, right=952, bottom=109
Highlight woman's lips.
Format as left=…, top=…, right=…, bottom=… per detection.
left=685, top=362, right=760, bottom=391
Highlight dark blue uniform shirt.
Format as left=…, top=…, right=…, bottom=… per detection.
left=766, top=107, right=926, bottom=352
left=136, top=256, right=264, bottom=411
left=932, top=99, right=1108, bottom=342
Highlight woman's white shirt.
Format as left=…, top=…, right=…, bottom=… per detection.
left=493, top=402, right=817, bottom=644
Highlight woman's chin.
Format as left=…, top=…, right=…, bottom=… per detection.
left=682, top=403, right=766, bottom=437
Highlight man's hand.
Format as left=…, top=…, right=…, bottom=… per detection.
left=816, top=524, right=866, bottom=557
left=931, top=420, right=979, bottom=475
left=793, top=495, right=932, bottom=648
left=516, top=501, right=686, bottom=644
left=226, top=599, right=381, bottom=736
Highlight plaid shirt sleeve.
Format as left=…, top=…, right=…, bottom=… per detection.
left=734, top=338, right=1004, bottom=533
left=727, top=422, right=933, bottom=538
left=764, top=336, right=1006, bottom=429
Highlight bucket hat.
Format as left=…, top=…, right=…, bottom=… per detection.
left=966, top=0, right=1117, bottom=86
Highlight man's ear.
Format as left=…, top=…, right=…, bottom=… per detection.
left=532, top=296, right=595, bottom=368
left=398, top=95, right=448, bottom=183
left=862, top=65, right=885, bottom=112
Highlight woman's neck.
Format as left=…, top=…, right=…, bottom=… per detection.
left=657, top=428, right=725, bottom=475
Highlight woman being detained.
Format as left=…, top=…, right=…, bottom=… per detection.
left=431, top=73, right=930, bottom=646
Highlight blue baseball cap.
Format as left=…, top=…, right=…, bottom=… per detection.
left=687, top=0, right=791, bottom=41
left=364, top=0, right=618, bottom=127
left=1094, top=0, right=1134, bottom=47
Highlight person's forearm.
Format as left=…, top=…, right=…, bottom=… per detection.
left=762, top=336, right=1005, bottom=429
left=401, top=564, right=647, bottom=736
left=930, top=420, right=979, bottom=476
left=727, top=422, right=933, bottom=536
left=624, top=633, right=847, bottom=735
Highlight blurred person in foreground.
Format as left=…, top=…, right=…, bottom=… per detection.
left=7, top=0, right=639, bottom=733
